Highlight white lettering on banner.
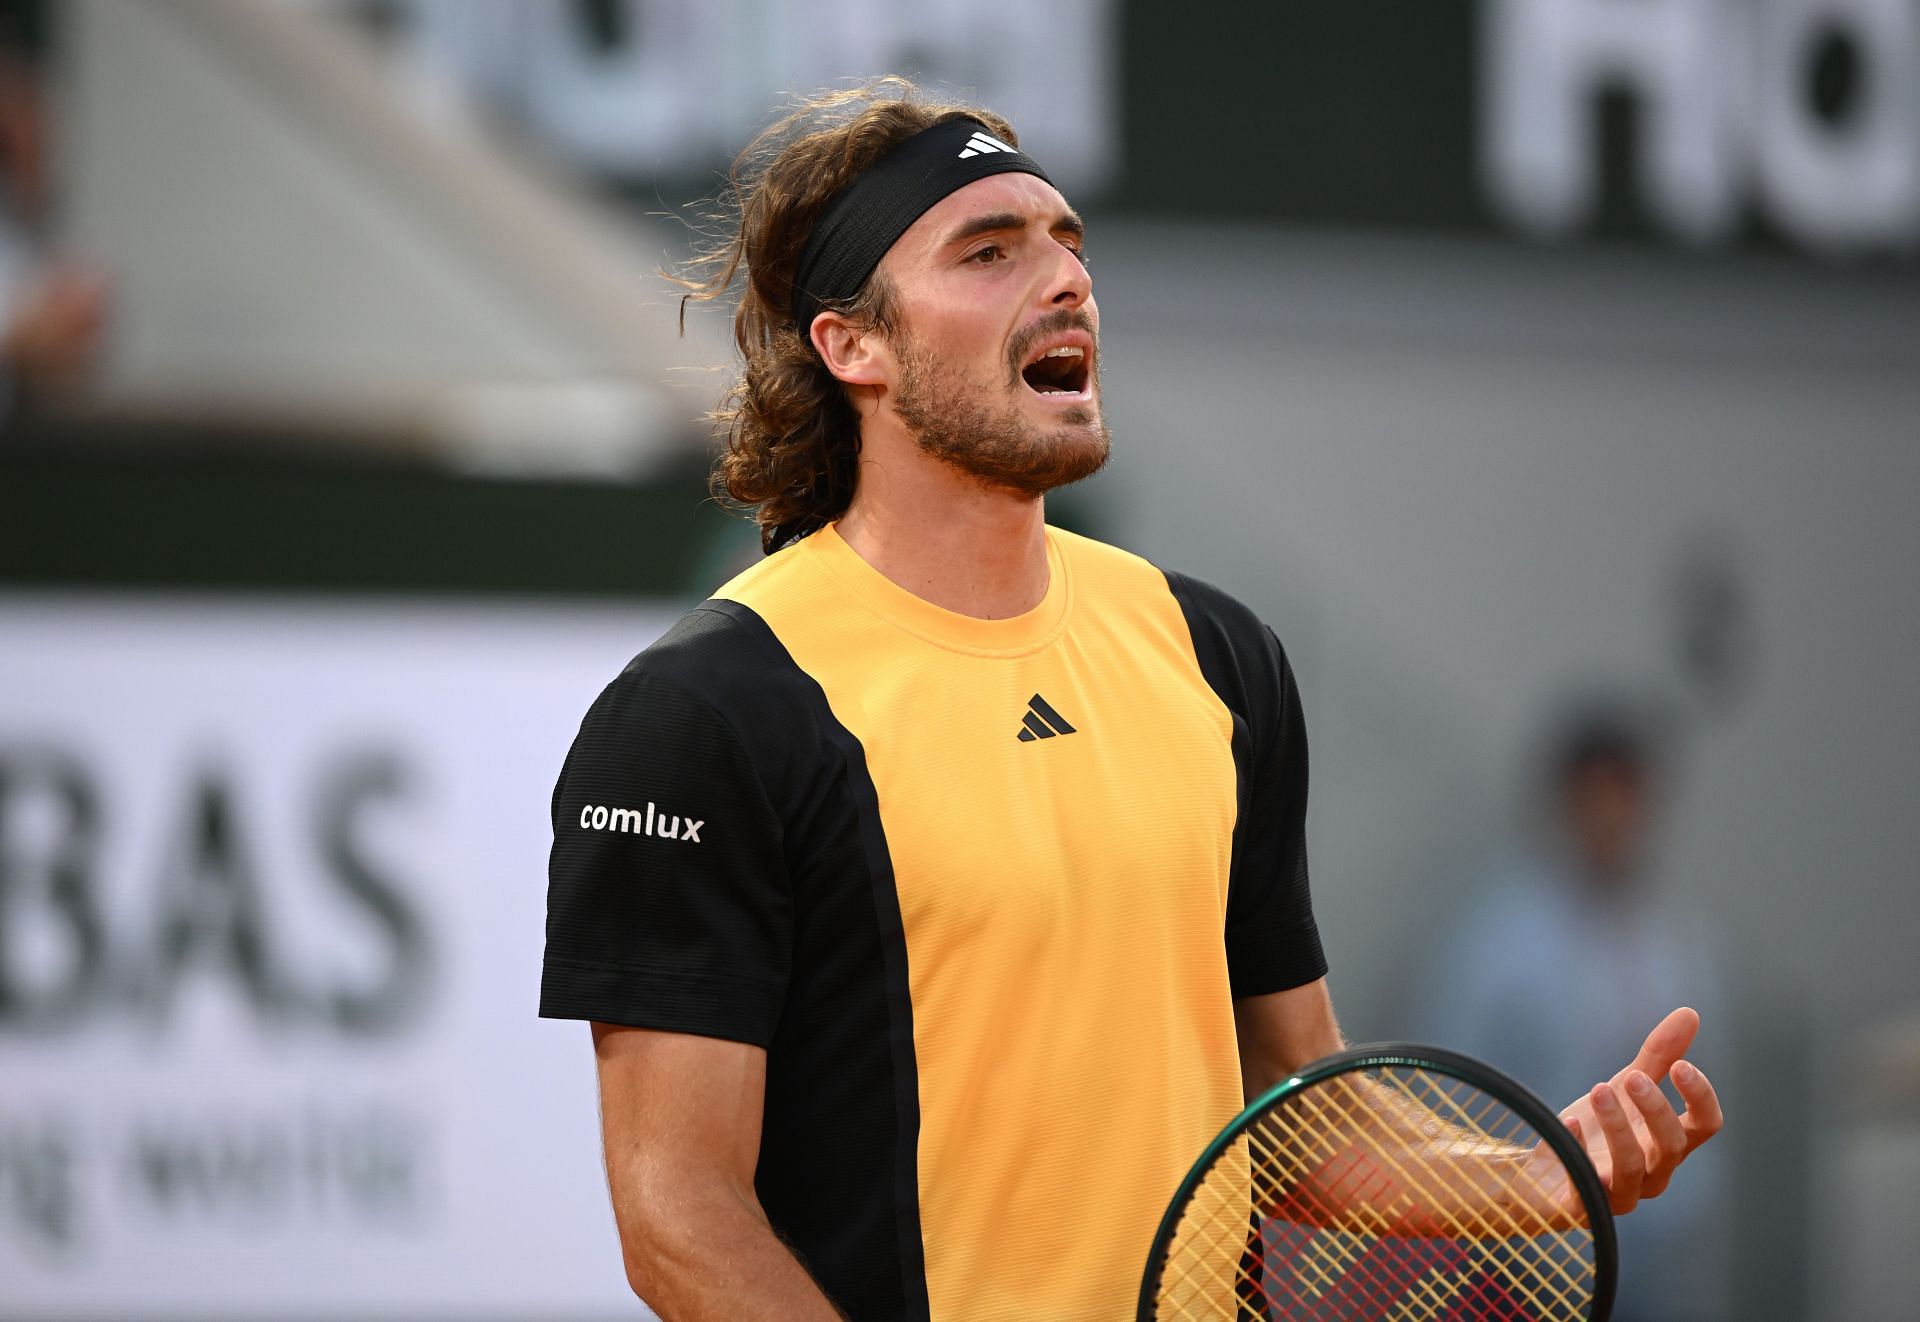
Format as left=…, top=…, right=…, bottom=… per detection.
left=386, top=0, right=1120, bottom=191
left=579, top=802, right=703, bottom=843
left=1481, top=0, right=1920, bottom=253
left=1756, top=0, right=1920, bottom=246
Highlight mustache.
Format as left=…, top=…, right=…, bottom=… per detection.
left=1007, top=308, right=1099, bottom=382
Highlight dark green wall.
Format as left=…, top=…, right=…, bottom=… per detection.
left=0, top=425, right=750, bottom=599
left=0, top=421, right=1110, bottom=598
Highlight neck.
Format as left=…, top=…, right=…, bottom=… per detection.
left=834, top=430, right=1050, bottom=620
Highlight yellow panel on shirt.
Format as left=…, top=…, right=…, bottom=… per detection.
left=710, top=523, right=1311, bottom=1320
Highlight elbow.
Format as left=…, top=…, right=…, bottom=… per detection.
left=615, top=1179, right=753, bottom=1308
left=620, top=1238, right=685, bottom=1315
left=621, top=1257, right=660, bottom=1309
left=617, top=1209, right=687, bottom=1307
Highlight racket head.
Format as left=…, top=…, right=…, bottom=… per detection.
left=1138, top=1043, right=1617, bottom=1321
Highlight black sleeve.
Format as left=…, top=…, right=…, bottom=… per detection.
left=1164, top=571, right=1328, bottom=999
left=539, top=663, right=793, bottom=1047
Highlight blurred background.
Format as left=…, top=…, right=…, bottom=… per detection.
left=1, top=1, right=1916, bottom=1318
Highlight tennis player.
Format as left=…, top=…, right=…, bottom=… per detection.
left=539, top=81, right=1723, bottom=1321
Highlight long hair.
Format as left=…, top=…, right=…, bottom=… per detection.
left=671, top=79, right=1021, bottom=553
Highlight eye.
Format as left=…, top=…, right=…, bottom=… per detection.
left=966, top=243, right=1006, bottom=265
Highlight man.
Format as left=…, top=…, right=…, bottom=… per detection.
left=0, top=31, right=109, bottom=424
left=1419, top=701, right=1729, bottom=1320
left=540, top=83, right=1721, bottom=1321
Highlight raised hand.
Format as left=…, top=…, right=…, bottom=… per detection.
left=1553, top=1006, right=1724, bottom=1215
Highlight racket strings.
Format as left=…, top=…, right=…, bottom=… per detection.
left=1297, top=1076, right=1587, bottom=1261
left=1385, top=1071, right=1597, bottom=1308
left=1245, top=1116, right=1575, bottom=1322
left=1164, top=1177, right=1566, bottom=1322
left=1165, top=1134, right=1469, bottom=1320
left=1163, top=1181, right=1533, bottom=1322
left=1153, top=1066, right=1599, bottom=1320
left=1274, top=1074, right=1594, bottom=1318
left=1386, top=1072, right=1598, bottom=1309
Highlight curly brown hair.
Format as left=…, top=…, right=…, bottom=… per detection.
left=672, top=79, right=1022, bottom=553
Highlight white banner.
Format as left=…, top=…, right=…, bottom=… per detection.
left=0, top=594, right=681, bottom=1318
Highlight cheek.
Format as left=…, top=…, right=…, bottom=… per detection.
left=896, top=274, right=1026, bottom=377
left=919, top=314, right=1013, bottom=381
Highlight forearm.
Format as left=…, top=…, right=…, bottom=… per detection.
left=590, top=1025, right=840, bottom=1320
left=1267, top=1077, right=1562, bottom=1237
left=1235, top=977, right=1345, bottom=1100
left=1348, top=1073, right=1524, bottom=1162
left=1232, top=983, right=1564, bottom=1235
left=613, top=1181, right=844, bottom=1321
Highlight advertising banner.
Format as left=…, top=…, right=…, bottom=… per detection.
left=0, top=594, right=680, bottom=1318
left=1117, top=0, right=1920, bottom=260
left=371, top=0, right=1920, bottom=260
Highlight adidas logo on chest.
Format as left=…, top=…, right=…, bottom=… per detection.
left=1015, top=693, right=1078, bottom=742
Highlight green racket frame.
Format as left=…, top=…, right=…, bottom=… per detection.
left=1136, top=1042, right=1619, bottom=1321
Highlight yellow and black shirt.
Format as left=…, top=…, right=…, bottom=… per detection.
left=541, top=524, right=1326, bottom=1321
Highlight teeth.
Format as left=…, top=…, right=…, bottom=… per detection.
left=1042, top=345, right=1084, bottom=359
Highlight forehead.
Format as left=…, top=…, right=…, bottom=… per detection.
left=887, top=172, right=1077, bottom=261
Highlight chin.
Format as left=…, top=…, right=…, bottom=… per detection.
left=1031, top=425, right=1112, bottom=492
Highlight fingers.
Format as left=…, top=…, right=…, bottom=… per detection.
left=1589, top=1061, right=1723, bottom=1213
left=1540, top=1114, right=1587, bottom=1216
left=1672, top=1059, right=1724, bottom=1152
left=1588, top=1081, right=1646, bottom=1214
left=1623, top=1070, right=1689, bottom=1199
left=1617, top=1006, right=1700, bottom=1086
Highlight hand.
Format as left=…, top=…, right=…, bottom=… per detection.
left=1549, top=1006, right=1724, bottom=1216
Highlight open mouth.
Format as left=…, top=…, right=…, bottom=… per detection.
left=1020, top=344, right=1091, bottom=397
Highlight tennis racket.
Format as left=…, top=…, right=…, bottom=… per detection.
left=1138, top=1043, right=1616, bottom=1321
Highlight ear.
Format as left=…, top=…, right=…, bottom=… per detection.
left=810, top=310, right=890, bottom=388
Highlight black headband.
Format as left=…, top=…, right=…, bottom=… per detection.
left=790, top=118, right=1051, bottom=335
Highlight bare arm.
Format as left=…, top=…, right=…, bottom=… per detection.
left=1234, top=986, right=1723, bottom=1231
left=1233, top=975, right=1347, bottom=1100
left=591, top=1022, right=844, bottom=1321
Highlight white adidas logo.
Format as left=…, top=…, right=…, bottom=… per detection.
left=957, top=130, right=1017, bottom=160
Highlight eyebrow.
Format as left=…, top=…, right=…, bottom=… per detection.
left=943, top=209, right=1087, bottom=248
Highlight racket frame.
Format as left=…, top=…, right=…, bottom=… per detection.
left=1136, top=1041, right=1619, bottom=1321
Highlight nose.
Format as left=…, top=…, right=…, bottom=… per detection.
left=1045, top=238, right=1091, bottom=309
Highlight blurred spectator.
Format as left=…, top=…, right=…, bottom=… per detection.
left=1414, top=697, right=1728, bottom=1322
left=0, top=11, right=107, bottom=423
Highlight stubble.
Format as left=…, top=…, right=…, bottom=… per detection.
left=889, top=309, right=1112, bottom=497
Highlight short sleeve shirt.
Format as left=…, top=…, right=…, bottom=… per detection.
left=541, top=524, right=1325, bottom=1322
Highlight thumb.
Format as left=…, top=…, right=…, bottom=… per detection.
left=1619, top=1006, right=1699, bottom=1085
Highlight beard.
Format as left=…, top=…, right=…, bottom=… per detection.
left=888, top=310, right=1112, bottom=497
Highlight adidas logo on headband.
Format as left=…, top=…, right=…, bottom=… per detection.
left=957, top=130, right=1018, bottom=159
